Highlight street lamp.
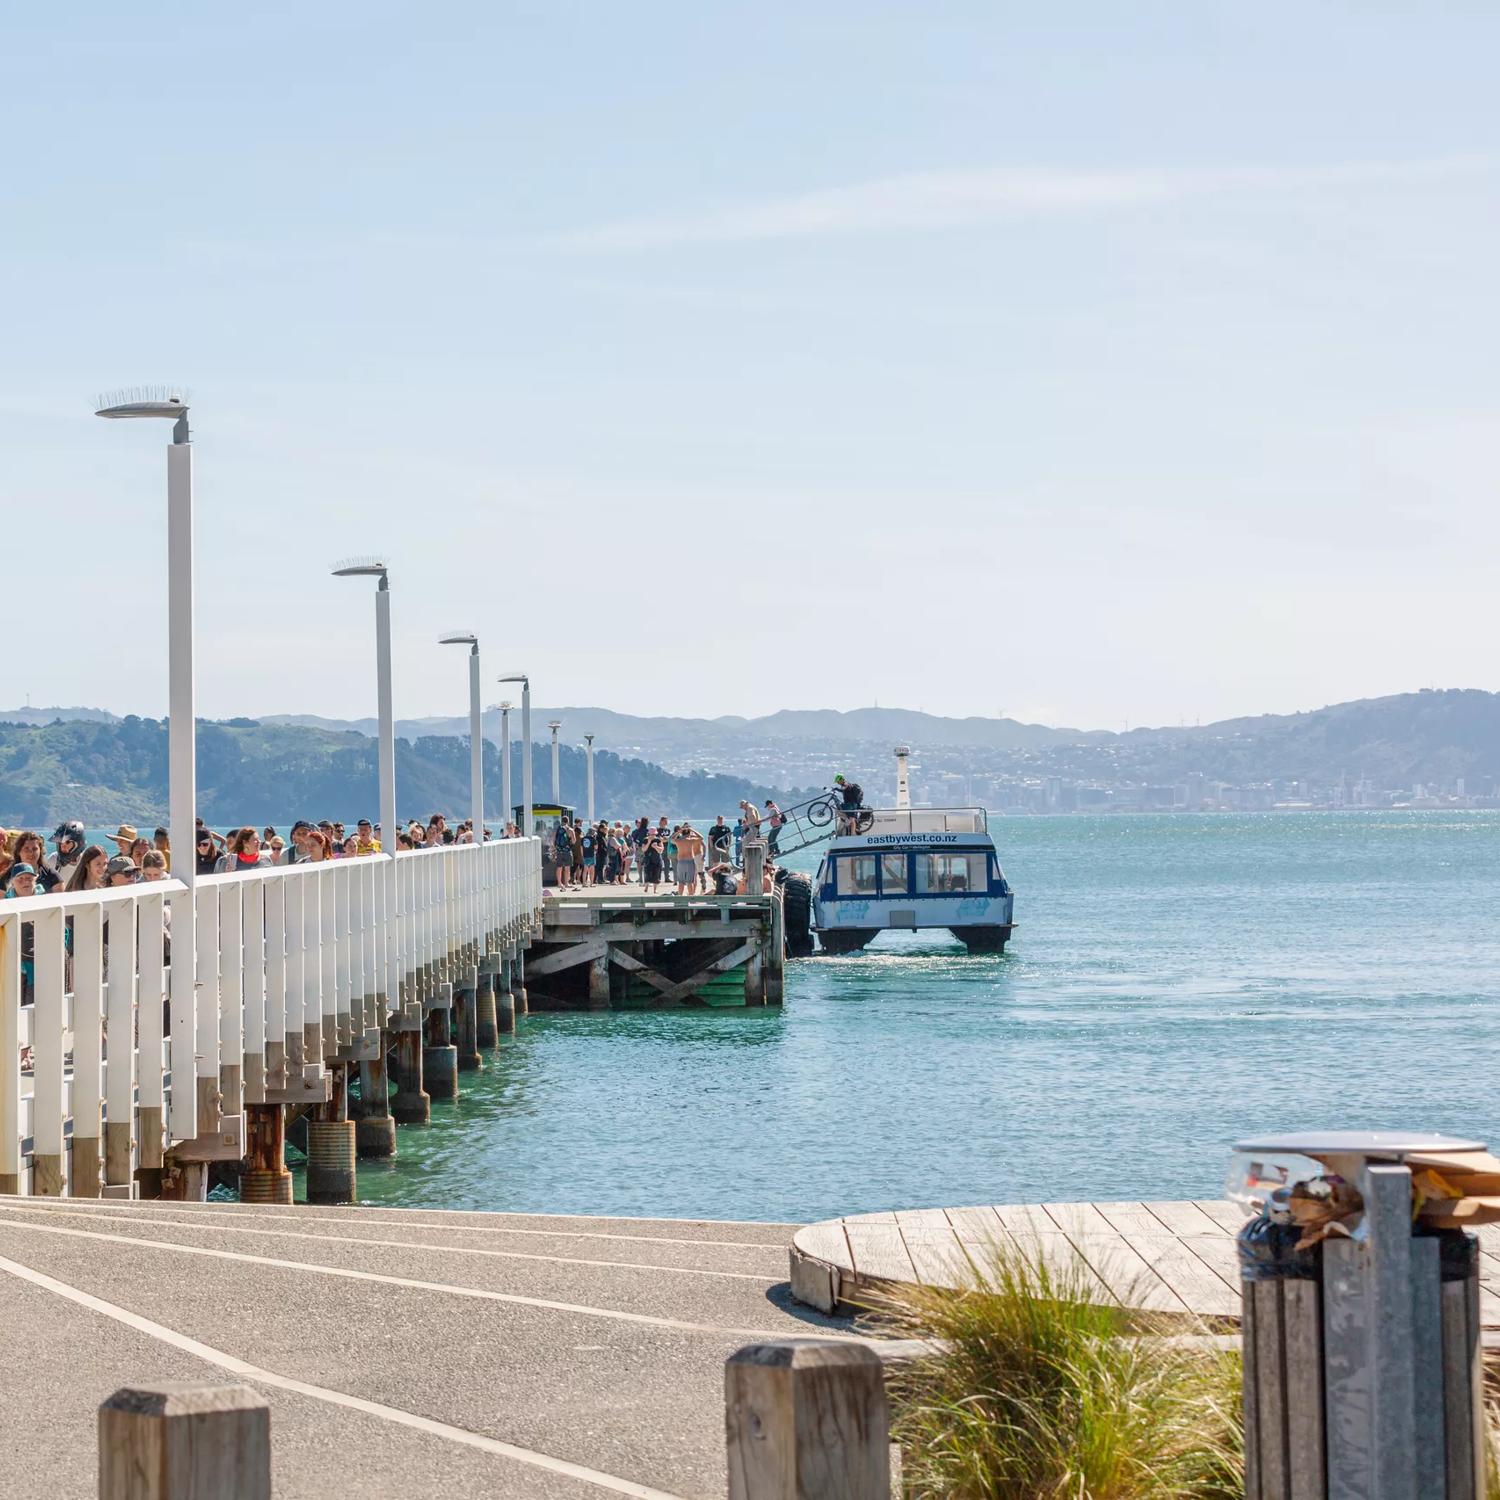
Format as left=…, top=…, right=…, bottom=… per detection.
left=491, top=701, right=513, bottom=832
left=95, top=387, right=200, bottom=1144
left=439, top=632, right=482, bottom=842
left=498, top=673, right=531, bottom=835
left=332, top=558, right=397, bottom=1002
left=584, top=733, right=596, bottom=823
left=548, top=720, right=562, bottom=802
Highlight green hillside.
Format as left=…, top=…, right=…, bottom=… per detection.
left=0, top=717, right=794, bottom=829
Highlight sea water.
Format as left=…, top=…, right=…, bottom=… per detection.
left=292, top=810, right=1496, bottom=1221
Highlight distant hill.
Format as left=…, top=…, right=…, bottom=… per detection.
left=0, top=705, right=119, bottom=728
left=261, top=704, right=1080, bottom=758
left=1122, top=688, right=1500, bottom=786
left=7, top=691, right=1498, bottom=826
left=0, top=718, right=797, bottom=829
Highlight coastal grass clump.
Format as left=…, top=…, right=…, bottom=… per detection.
left=877, top=1242, right=1242, bottom=1499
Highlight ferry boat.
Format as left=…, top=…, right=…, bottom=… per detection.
left=803, top=747, right=1016, bottom=955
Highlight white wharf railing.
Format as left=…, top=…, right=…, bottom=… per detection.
left=0, top=836, right=542, bottom=1197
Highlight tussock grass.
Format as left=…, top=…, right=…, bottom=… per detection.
left=877, top=1241, right=1242, bottom=1499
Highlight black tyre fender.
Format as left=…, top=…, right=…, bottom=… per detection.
left=780, top=871, right=816, bottom=957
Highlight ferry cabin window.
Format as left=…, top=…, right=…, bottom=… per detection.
left=835, top=855, right=879, bottom=896
left=917, top=853, right=988, bottom=894
left=880, top=853, right=910, bottom=895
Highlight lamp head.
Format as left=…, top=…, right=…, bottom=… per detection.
left=332, top=556, right=389, bottom=585
left=96, top=386, right=190, bottom=442
left=439, top=631, right=479, bottom=650
left=497, top=672, right=528, bottom=686
left=548, top=720, right=562, bottom=731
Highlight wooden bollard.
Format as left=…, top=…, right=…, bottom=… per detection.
left=725, top=1340, right=890, bottom=1500
left=99, top=1382, right=270, bottom=1499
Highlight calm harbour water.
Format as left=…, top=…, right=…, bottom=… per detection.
left=304, top=811, right=1500, bottom=1224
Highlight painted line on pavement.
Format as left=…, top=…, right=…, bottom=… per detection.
left=0, top=1202, right=780, bottom=1284
left=0, top=1251, right=685, bottom=1500
left=0, top=1194, right=791, bottom=1250
left=0, top=1216, right=836, bottom=1340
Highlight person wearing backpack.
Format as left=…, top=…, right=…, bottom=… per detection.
left=834, top=774, right=864, bottom=833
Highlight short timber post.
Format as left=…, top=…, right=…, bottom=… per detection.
left=98, top=1382, right=271, bottom=1500
left=356, top=1050, right=397, bottom=1158
left=392, top=1021, right=430, bottom=1124
left=743, top=837, right=765, bottom=894
left=423, top=987, right=460, bottom=1100
left=476, top=964, right=499, bottom=1049
left=240, top=1104, right=292, bottom=1205
left=305, top=1062, right=356, bottom=1204
left=764, top=889, right=785, bottom=1005
left=743, top=838, right=767, bottom=1005
left=725, top=1340, right=890, bottom=1500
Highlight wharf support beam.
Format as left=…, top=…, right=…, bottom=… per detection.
left=392, top=1022, right=430, bottom=1124
left=240, top=1104, right=293, bottom=1205
left=423, top=985, right=459, bottom=1101
left=528, top=892, right=784, bottom=1010
left=305, top=1062, right=356, bottom=1205
left=355, top=1049, right=397, bottom=1158
left=475, top=966, right=499, bottom=1049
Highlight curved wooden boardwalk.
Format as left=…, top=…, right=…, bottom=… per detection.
left=791, top=1200, right=1500, bottom=1326
left=0, top=1195, right=854, bottom=1499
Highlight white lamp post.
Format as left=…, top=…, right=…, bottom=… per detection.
left=498, top=674, right=531, bottom=835
left=333, top=559, right=397, bottom=1001
left=439, top=632, right=482, bottom=841
left=96, top=388, right=199, bottom=1142
left=548, top=720, right=562, bottom=802
left=498, top=702, right=512, bottom=831
left=584, top=734, right=595, bottom=823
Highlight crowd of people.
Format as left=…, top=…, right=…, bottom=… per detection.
left=0, top=811, right=501, bottom=900
left=547, top=801, right=788, bottom=897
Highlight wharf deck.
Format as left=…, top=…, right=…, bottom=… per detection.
left=790, top=1199, right=1500, bottom=1326
left=530, top=888, right=783, bottom=1011
left=0, top=1194, right=850, bottom=1500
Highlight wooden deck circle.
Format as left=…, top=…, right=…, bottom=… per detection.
left=791, top=1200, right=1500, bottom=1327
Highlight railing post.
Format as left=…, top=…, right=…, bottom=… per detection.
left=725, top=1340, right=890, bottom=1500
left=98, top=1383, right=270, bottom=1500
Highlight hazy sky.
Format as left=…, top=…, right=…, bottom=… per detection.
left=5, top=4, right=1498, bottom=732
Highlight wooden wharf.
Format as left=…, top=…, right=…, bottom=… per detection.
left=528, top=886, right=785, bottom=1010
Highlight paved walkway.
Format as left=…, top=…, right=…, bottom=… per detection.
left=0, top=1196, right=850, bottom=1499
left=790, top=1199, right=1500, bottom=1326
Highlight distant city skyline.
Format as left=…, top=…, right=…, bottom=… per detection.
left=0, top=682, right=1489, bottom=737
left=5, top=5, right=1499, bottom=728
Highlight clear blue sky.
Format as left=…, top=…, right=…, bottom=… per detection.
left=5, top=3, right=1498, bottom=731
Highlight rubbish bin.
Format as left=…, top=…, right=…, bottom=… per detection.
left=1230, top=1130, right=1489, bottom=1500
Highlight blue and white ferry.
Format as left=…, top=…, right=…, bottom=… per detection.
left=807, top=747, right=1016, bottom=955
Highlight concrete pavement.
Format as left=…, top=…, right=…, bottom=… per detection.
left=0, top=1196, right=857, bottom=1499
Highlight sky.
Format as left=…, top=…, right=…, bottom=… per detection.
left=4, top=3, right=1499, bottom=732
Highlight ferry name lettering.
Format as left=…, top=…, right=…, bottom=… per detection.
left=866, top=833, right=960, bottom=845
